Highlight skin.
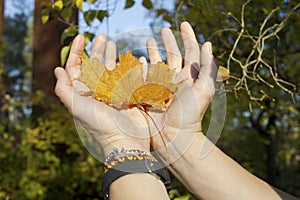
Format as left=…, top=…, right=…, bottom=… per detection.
left=54, top=22, right=298, bottom=200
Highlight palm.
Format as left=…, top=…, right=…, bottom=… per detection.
left=55, top=22, right=217, bottom=157
left=55, top=34, right=151, bottom=155
left=81, top=22, right=216, bottom=155
left=143, top=23, right=217, bottom=156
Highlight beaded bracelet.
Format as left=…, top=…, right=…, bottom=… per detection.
left=102, top=148, right=171, bottom=199
left=104, top=148, right=157, bottom=172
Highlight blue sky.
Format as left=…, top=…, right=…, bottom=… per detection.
left=82, top=0, right=152, bottom=36
left=4, top=0, right=174, bottom=54
left=80, top=0, right=174, bottom=37
left=5, top=0, right=34, bottom=17
left=5, top=0, right=173, bottom=37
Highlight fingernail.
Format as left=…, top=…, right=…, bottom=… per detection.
left=206, top=42, right=212, bottom=53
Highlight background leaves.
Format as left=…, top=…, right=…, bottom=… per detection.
left=0, top=0, right=299, bottom=199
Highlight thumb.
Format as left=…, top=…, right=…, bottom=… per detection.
left=54, top=67, right=73, bottom=109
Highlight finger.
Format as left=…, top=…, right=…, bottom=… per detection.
left=180, top=22, right=200, bottom=82
left=90, top=34, right=106, bottom=61
left=104, top=40, right=117, bottom=70
left=193, top=42, right=218, bottom=101
left=139, top=56, right=148, bottom=81
left=54, top=67, right=73, bottom=108
left=65, top=35, right=86, bottom=81
left=173, top=42, right=217, bottom=128
left=146, top=38, right=162, bottom=64
left=161, top=28, right=182, bottom=72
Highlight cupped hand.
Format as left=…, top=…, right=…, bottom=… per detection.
left=54, top=21, right=217, bottom=161
left=146, top=22, right=218, bottom=161
left=54, top=34, right=150, bottom=156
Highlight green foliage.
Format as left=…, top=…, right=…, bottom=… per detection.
left=125, top=0, right=135, bottom=9
left=40, top=0, right=111, bottom=66
left=60, top=45, right=71, bottom=67
left=149, top=0, right=300, bottom=197
left=83, top=10, right=108, bottom=25
left=170, top=0, right=299, bottom=107
left=142, top=0, right=153, bottom=9
left=75, top=0, right=84, bottom=11
left=0, top=102, right=104, bottom=199
left=168, top=184, right=193, bottom=200
left=60, top=25, right=78, bottom=44
left=217, top=93, right=300, bottom=196
left=41, top=0, right=157, bottom=66
left=2, top=0, right=299, bottom=199
left=40, top=0, right=300, bottom=198
left=0, top=5, right=104, bottom=199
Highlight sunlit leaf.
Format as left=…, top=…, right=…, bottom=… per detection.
left=84, top=10, right=97, bottom=25
left=83, top=32, right=95, bottom=44
left=142, top=0, right=153, bottom=9
left=60, top=45, right=70, bottom=66
left=61, top=7, right=73, bottom=22
left=97, top=10, right=108, bottom=22
left=40, top=1, right=51, bottom=8
left=79, top=52, right=179, bottom=110
left=157, top=8, right=167, bottom=16
left=79, top=58, right=105, bottom=93
left=288, top=106, right=299, bottom=115
left=125, top=0, right=135, bottom=9
left=41, top=9, right=50, bottom=24
left=174, top=194, right=191, bottom=200
left=163, top=14, right=172, bottom=24
left=216, top=66, right=230, bottom=82
left=75, top=0, right=83, bottom=11
left=60, top=26, right=78, bottom=44
left=54, top=0, right=63, bottom=10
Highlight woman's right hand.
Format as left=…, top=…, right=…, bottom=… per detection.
left=145, top=22, right=218, bottom=161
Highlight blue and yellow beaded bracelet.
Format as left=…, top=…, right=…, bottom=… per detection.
left=102, top=148, right=171, bottom=199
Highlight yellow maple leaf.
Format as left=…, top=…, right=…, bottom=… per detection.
left=79, top=52, right=179, bottom=110
left=216, top=66, right=230, bottom=82
left=79, top=58, right=105, bottom=94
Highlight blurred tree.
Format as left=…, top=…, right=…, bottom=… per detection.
left=0, top=0, right=5, bottom=119
left=157, top=0, right=300, bottom=104
left=1, top=0, right=299, bottom=199
left=32, top=0, right=78, bottom=118
left=40, top=0, right=300, bottom=198
left=0, top=3, right=104, bottom=197
left=0, top=0, right=4, bottom=37
left=0, top=1, right=32, bottom=199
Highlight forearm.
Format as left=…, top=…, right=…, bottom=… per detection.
left=109, top=173, right=169, bottom=200
left=161, top=132, right=298, bottom=200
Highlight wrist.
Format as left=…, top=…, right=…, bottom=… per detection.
left=104, top=148, right=155, bottom=172
left=102, top=140, right=150, bottom=158
left=102, top=147, right=171, bottom=199
left=151, top=127, right=205, bottom=164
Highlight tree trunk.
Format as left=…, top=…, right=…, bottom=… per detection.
left=250, top=110, right=278, bottom=186
left=0, top=0, right=4, bottom=38
left=32, top=0, right=77, bottom=118
left=0, top=0, right=5, bottom=121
